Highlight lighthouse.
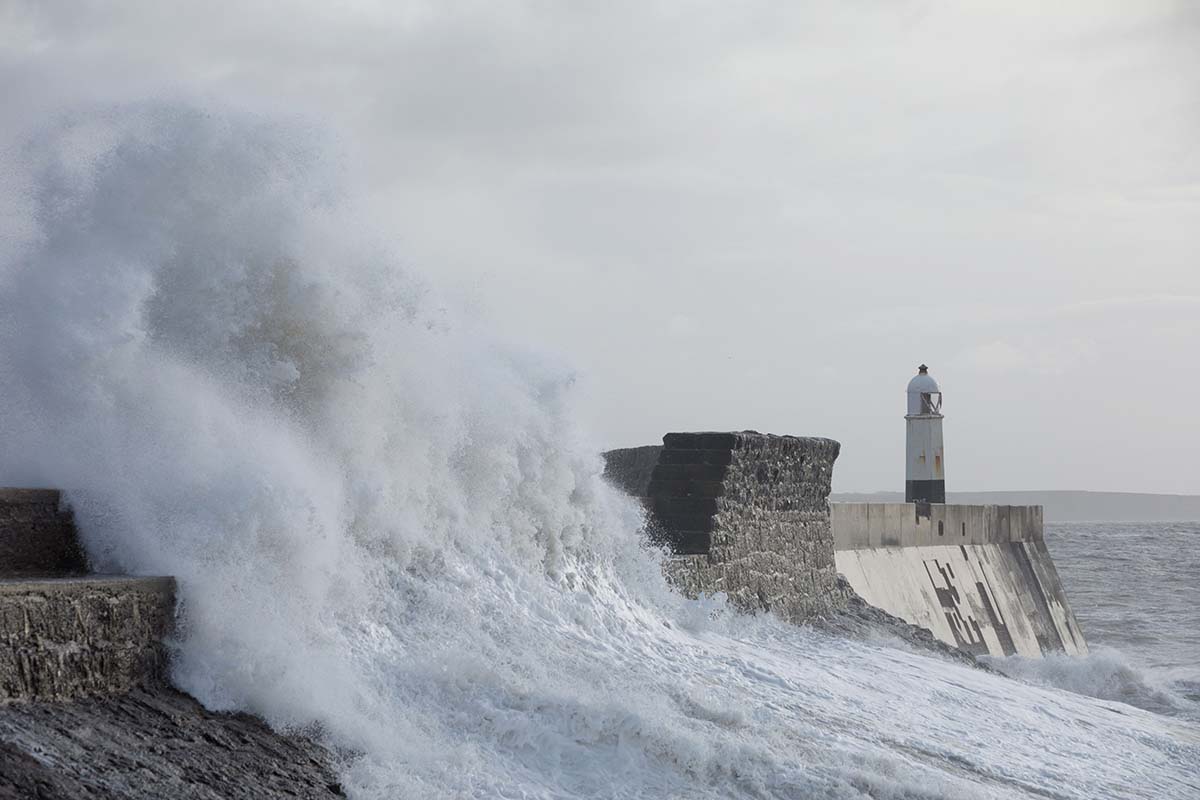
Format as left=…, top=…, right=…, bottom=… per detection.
left=905, top=364, right=945, bottom=503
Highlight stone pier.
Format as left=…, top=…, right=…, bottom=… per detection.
left=605, top=432, right=1088, bottom=659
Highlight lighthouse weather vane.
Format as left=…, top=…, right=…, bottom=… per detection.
left=905, top=364, right=945, bottom=503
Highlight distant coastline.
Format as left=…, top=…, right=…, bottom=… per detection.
left=829, top=491, right=1200, bottom=522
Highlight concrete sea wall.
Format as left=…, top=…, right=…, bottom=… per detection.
left=832, top=504, right=1087, bottom=658
left=832, top=489, right=1200, bottom=522
left=606, top=431, right=844, bottom=622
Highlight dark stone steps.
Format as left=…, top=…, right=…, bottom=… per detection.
left=644, top=479, right=726, bottom=498
left=0, top=489, right=87, bottom=576
left=648, top=463, right=729, bottom=482
left=656, top=448, right=734, bottom=466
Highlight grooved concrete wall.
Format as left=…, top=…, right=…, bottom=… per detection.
left=0, top=577, right=176, bottom=701
left=606, top=432, right=844, bottom=622
left=831, top=503, right=1087, bottom=657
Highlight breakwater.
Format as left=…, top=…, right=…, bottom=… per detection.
left=832, top=503, right=1087, bottom=657
left=606, top=432, right=1088, bottom=658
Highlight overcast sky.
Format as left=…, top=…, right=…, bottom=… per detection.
left=3, top=1, right=1198, bottom=493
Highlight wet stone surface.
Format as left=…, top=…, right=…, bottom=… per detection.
left=0, top=577, right=175, bottom=701
left=0, top=686, right=344, bottom=799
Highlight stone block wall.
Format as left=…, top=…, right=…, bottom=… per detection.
left=2, top=489, right=176, bottom=702
left=0, top=577, right=176, bottom=701
left=605, top=431, right=844, bottom=622
left=0, top=489, right=344, bottom=797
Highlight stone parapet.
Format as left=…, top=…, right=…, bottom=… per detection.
left=830, top=503, right=1044, bottom=550
left=0, top=489, right=87, bottom=576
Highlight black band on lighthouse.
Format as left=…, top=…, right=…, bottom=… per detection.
left=906, top=479, right=945, bottom=504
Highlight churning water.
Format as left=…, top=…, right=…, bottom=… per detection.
left=985, top=523, right=1200, bottom=724
left=0, top=105, right=1196, bottom=798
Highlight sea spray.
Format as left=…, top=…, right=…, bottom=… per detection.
left=985, top=647, right=1200, bottom=722
left=0, top=104, right=1196, bottom=799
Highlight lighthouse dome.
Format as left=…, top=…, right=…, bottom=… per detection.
left=907, top=371, right=939, bottom=395
left=906, top=365, right=942, bottom=415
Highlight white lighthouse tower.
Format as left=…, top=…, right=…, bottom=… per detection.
left=905, top=364, right=945, bottom=503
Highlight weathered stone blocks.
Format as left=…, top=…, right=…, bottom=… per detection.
left=0, top=576, right=175, bottom=701
left=605, top=431, right=844, bottom=622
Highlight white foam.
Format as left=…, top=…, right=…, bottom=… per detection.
left=984, top=647, right=1200, bottom=722
left=1, top=104, right=1196, bottom=799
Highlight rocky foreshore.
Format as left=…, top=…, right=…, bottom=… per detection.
left=0, top=686, right=343, bottom=800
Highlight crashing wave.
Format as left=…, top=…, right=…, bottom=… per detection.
left=0, top=103, right=1196, bottom=799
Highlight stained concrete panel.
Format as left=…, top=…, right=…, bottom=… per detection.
left=836, top=548, right=956, bottom=645
left=831, top=504, right=867, bottom=550
left=867, top=504, right=888, bottom=548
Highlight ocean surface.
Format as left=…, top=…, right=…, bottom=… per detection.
left=993, top=522, right=1200, bottom=723
left=1, top=104, right=1197, bottom=799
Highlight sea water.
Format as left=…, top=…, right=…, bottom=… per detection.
left=0, top=104, right=1195, bottom=799
left=985, top=522, right=1200, bottom=724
